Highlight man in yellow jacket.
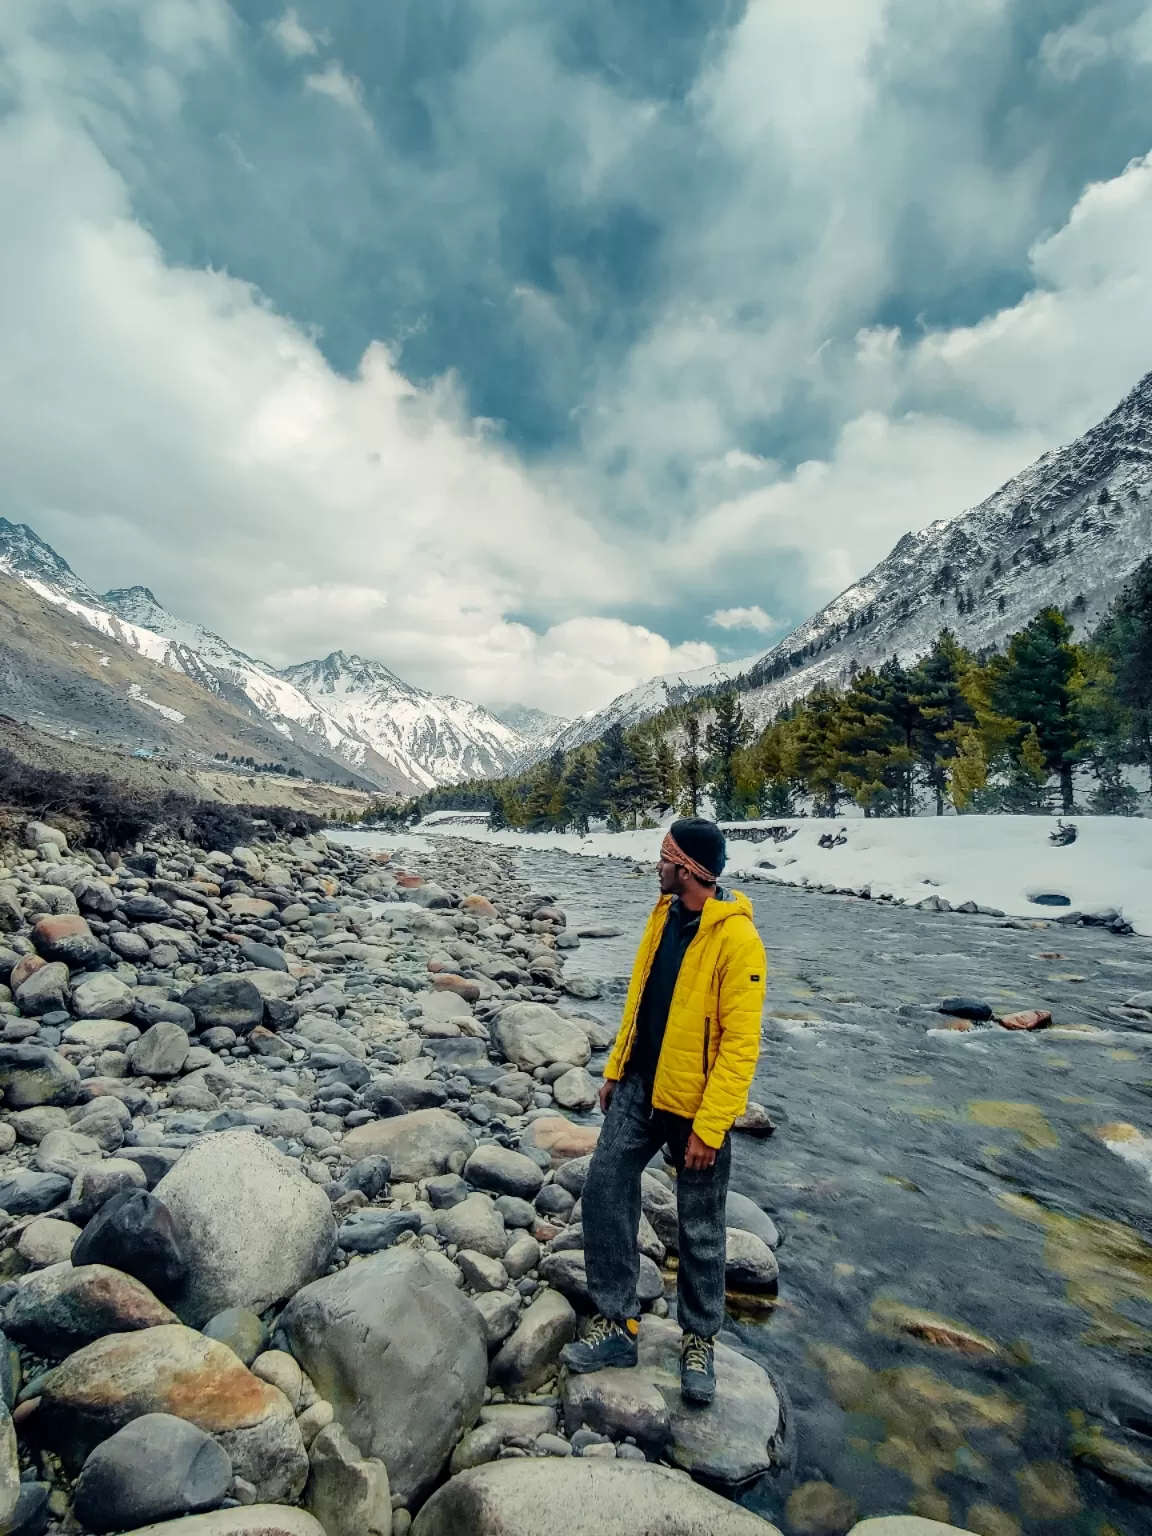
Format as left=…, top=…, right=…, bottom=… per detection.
left=560, top=817, right=767, bottom=1404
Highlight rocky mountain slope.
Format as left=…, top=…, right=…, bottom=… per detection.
left=0, top=521, right=539, bottom=792
left=282, top=653, right=533, bottom=790
left=542, top=367, right=1152, bottom=752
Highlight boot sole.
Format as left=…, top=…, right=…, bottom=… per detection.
left=681, top=1380, right=716, bottom=1405
left=560, top=1345, right=639, bottom=1374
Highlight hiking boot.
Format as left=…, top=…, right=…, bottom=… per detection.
left=680, top=1333, right=716, bottom=1404
left=560, top=1315, right=639, bottom=1374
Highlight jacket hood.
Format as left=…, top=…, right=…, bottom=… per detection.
left=657, top=888, right=754, bottom=930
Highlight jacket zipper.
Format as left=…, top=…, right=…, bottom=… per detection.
left=702, top=1016, right=711, bottom=1078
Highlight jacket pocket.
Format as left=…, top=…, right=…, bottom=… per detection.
left=702, top=1016, right=711, bottom=1079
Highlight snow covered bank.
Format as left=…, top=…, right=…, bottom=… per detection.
left=339, top=816, right=1152, bottom=938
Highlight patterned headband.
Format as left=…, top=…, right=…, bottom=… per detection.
left=660, top=831, right=717, bottom=885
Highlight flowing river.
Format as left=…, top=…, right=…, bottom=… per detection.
left=500, top=844, right=1152, bottom=1536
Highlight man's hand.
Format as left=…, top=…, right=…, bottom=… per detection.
left=599, top=1079, right=617, bottom=1115
left=684, top=1132, right=716, bottom=1171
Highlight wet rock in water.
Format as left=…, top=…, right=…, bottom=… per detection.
left=304, top=1423, right=391, bottom=1536
left=492, top=1004, right=591, bottom=1072
left=180, top=976, right=265, bottom=1035
left=784, top=1481, right=858, bottom=1535
left=410, top=1459, right=782, bottom=1535
left=464, top=1146, right=545, bottom=1201
left=71, top=1413, right=233, bottom=1533
left=109, top=1509, right=326, bottom=1536
left=633, top=1316, right=782, bottom=1485
left=539, top=1250, right=663, bottom=1309
left=726, top=1192, right=780, bottom=1251
left=575, top=925, right=623, bottom=939
left=0, top=1044, right=80, bottom=1108
left=845, top=1523, right=976, bottom=1536
left=155, top=1131, right=336, bottom=1326
left=551, top=1067, right=598, bottom=1111
left=560, top=976, right=601, bottom=1000
left=5, top=1263, right=176, bottom=1356
left=71, top=1189, right=187, bottom=1300
left=519, top=1117, right=600, bottom=1167
left=202, top=1309, right=270, bottom=1367
left=938, top=998, right=992, bottom=1022
left=733, top=1102, right=777, bottom=1137
left=341, top=1109, right=476, bottom=1183
left=281, top=1249, right=487, bottom=1506
left=725, top=1229, right=780, bottom=1290
left=998, top=1009, right=1052, bottom=1032
left=36, top=1324, right=308, bottom=1501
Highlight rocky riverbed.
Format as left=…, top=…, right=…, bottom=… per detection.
left=358, top=831, right=1152, bottom=1536
left=2, top=818, right=1151, bottom=1536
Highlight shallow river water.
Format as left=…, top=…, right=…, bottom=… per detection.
left=508, top=846, right=1152, bottom=1536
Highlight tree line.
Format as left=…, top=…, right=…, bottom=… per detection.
left=373, top=557, right=1152, bottom=829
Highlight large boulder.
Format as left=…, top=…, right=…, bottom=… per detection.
left=519, top=1117, right=599, bottom=1167
left=411, top=1459, right=782, bottom=1535
left=0, top=1401, right=17, bottom=1530
left=564, top=1316, right=784, bottom=1487
left=341, top=1109, right=476, bottom=1182
left=112, top=1512, right=324, bottom=1536
left=0, top=1045, right=79, bottom=1108
left=5, top=1263, right=176, bottom=1356
left=71, top=1413, right=232, bottom=1533
left=14, top=962, right=72, bottom=1016
left=155, top=1132, right=336, bottom=1326
left=180, top=977, right=264, bottom=1035
left=127, top=1023, right=191, bottom=1078
left=539, top=1250, right=663, bottom=1309
left=492, top=1004, right=591, bottom=1072
left=36, top=1324, right=308, bottom=1502
left=281, top=1249, right=487, bottom=1506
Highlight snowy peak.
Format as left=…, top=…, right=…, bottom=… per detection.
left=0, top=518, right=103, bottom=604
left=281, top=651, right=416, bottom=700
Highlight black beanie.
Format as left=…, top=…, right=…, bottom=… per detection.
left=669, top=817, right=727, bottom=879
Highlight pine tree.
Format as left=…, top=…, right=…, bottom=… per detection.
left=705, top=692, right=752, bottom=820
left=679, top=714, right=704, bottom=815
left=653, top=736, right=679, bottom=813
left=988, top=608, right=1086, bottom=813
left=910, top=631, right=976, bottom=815
left=783, top=688, right=846, bottom=816
left=1096, top=557, right=1152, bottom=779
left=593, top=724, right=631, bottom=828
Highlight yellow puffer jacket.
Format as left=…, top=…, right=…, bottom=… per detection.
left=603, top=888, right=767, bottom=1148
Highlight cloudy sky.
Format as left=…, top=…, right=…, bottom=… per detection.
left=3, top=0, right=1152, bottom=719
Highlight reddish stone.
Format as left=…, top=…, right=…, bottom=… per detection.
left=395, top=874, right=424, bottom=889
left=427, top=960, right=446, bottom=973
left=10, top=953, right=46, bottom=991
left=520, top=1116, right=600, bottom=1167
left=533, top=1220, right=562, bottom=1243
left=933, top=1017, right=974, bottom=1032
left=998, top=1009, right=1053, bottom=1031
left=433, top=974, right=481, bottom=1003
left=460, top=895, right=499, bottom=919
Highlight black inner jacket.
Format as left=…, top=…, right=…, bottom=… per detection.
left=626, top=895, right=703, bottom=1089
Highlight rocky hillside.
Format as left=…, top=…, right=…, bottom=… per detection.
left=542, top=367, right=1152, bottom=751
left=0, top=818, right=782, bottom=1536
left=0, top=521, right=542, bottom=793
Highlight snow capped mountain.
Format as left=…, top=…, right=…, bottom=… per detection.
left=734, top=366, right=1152, bottom=725
left=282, top=652, right=529, bottom=789
left=530, top=368, right=1152, bottom=753
left=0, top=522, right=535, bottom=792
left=492, top=704, right=569, bottom=756
left=545, top=654, right=761, bottom=756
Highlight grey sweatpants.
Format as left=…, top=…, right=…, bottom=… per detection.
left=582, top=1072, right=731, bottom=1339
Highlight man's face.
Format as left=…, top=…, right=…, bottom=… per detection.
left=658, top=857, right=683, bottom=897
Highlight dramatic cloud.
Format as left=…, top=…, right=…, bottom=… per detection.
left=2, top=0, right=1152, bottom=720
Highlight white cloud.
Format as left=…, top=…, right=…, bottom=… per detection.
left=709, top=606, right=778, bottom=632
left=1040, top=3, right=1152, bottom=82
left=304, top=61, right=371, bottom=129
left=269, top=8, right=319, bottom=59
